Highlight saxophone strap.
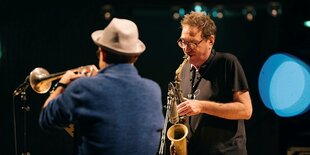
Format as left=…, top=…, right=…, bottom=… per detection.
left=187, top=66, right=202, bottom=137
left=190, top=66, right=202, bottom=100
left=189, top=49, right=216, bottom=99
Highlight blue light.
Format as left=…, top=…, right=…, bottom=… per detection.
left=258, top=53, right=310, bottom=117
left=179, top=8, right=185, bottom=17
left=211, top=10, right=218, bottom=18
left=304, top=21, right=310, bottom=28
left=194, top=5, right=202, bottom=12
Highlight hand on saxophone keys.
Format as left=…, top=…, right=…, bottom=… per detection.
left=177, top=97, right=202, bottom=116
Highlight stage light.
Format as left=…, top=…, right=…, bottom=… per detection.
left=171, top=6, right=185, bottom=21
left=259, top=53, right=310, bottom=117
left=179, top=8, right=185, bottom=17
left=268, top=2, right=282, bottom=17
left=192, top=2, right=207, bottom=14
left=304, top=21, right=310, bottom=28
left=243, top=6, right=256, bottom=22
left=101, top=5, right=113, bottom=20
left=211, top=5, right=224, bottom=19
left=194, top=4, right=202, bottom=12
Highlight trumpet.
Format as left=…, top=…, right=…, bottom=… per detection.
left=29, top=65, right=95, bottom=94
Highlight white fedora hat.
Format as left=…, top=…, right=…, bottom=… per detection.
left=91, top=18, right=146, bottom=55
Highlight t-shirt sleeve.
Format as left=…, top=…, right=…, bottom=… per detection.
left=227, top=54, right=249, bottom=92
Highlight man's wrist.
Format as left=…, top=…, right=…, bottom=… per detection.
left=53, top=82, right=68, bottom=89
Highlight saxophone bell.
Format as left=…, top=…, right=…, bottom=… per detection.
left=167, top=124, right=188, bottom=155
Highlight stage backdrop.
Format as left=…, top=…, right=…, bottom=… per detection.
left=1, top=0, right=309, bottom=155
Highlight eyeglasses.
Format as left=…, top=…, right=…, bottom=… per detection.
left=177, top=38, right=204, bottom=49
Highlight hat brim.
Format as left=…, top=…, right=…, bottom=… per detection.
left=91, top=30, right=145, bottom=56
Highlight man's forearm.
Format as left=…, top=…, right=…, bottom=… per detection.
left=42, top=86, right=65, bottom=108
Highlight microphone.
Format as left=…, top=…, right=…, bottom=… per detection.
left=13, top=75, right=30, bottom=96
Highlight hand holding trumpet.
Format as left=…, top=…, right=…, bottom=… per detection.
left=58, top=64, right=98, bottom=85
left=28, top=64, right=98, bottom=94
left=41, top=65, right=98, bottom=108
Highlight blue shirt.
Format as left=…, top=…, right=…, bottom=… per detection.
left=39, top=64, right=164, bottom=155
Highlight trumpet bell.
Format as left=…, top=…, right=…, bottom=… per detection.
left=29, top=67, right=52, bottom=94
left=28, top=65, right=94, bottom=94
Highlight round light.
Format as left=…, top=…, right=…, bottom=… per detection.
left=179, top=8, right=185, bottom=17
left=304, top=21, right=310, bottom=28
left=194, top=5, right=202, bottom=12
left=259, top=53, right=310, bottom=117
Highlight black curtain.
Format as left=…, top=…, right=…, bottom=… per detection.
left=1, top=0, right=309, bottom=155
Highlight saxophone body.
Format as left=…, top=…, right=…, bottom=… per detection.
left=167, top=55, right=189, bottom=155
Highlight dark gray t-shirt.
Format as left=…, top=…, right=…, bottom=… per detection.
left=180, top=50, right=249, bottom=155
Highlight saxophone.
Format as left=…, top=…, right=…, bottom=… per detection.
left=167, top=55, right=189, bottom=155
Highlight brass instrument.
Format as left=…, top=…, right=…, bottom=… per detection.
left=167, top=124, right=188, bottom=155
left=29, top=65, right=94, bottom=94
left=167, top=55, right=189, bottom=155
left=28, top=65, right=95, bottom=137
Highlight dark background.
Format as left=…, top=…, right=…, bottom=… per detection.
left=1, top=0, right=310, bottom=155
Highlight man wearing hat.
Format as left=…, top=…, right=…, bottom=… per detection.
left=39, top=18, right=164, bottom=155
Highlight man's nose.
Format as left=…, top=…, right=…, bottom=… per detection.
left=183, top=45, right=192, bottom=52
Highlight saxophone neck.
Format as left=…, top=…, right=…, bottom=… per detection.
left=175, top=55, right=189, bottom=81
left=183, top=54, right=189, bottom=59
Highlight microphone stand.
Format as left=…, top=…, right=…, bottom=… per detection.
left=13, top=76, right=31, bottom=155
left=20, top=90, right=31, bottom=155
left=158, top=84, right=174, bottom=155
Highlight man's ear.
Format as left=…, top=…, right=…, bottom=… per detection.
left=208, top=35, right=215, bottom=45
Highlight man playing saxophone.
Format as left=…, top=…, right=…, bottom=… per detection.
left=39, top=18, right=164, bottom=155
left=175, top=12, right=253, bottom=155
